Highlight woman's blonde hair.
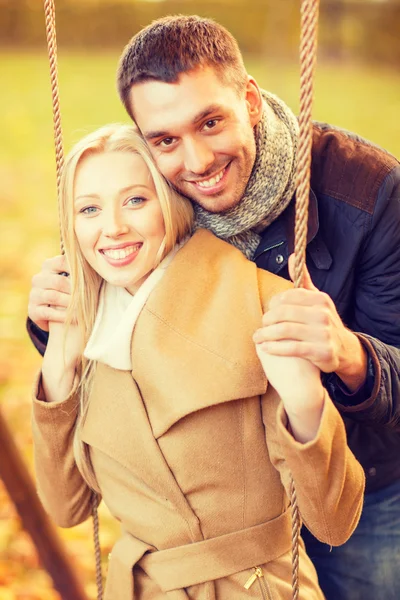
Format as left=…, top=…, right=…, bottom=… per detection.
left=59, top=124, right=194, bottom=490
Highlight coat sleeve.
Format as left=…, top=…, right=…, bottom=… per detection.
left=327, top=167, right=400, bottom=430
left=31, top=371, right=96, bottom=527
left=262, top=386, right=365, bottom=546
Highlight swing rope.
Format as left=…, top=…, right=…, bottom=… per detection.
left=43, top=2, right=103, bottom=599
left=43, top=1, right=320, bottom=599
left=290, top=3, right=319, bottom=597
left=43, top=0, right=64, bottom=251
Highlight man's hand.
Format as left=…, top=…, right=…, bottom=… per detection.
left=253, top=254, right=368, bottom=391
left=28, top=255, right=71, bottom=332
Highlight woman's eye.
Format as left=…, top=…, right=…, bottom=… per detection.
left=127, top=196, right=146, bottom=206
left=80, top=206, right=98, bottom=215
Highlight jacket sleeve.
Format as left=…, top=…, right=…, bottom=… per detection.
left=31, top=371, right=96, bottom=527
left=26, top=318, right=48, bottom=357
left=328, top=167, right=400, bottom=430
left=262, top=386, right=365, bottom=546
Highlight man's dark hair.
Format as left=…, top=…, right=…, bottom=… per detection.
left=117, top=15, right=248, bottom=119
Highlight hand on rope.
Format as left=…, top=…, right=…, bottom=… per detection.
left=254, top=254, right=368, bottom=392
left=28, top=255, right=71, bottom=331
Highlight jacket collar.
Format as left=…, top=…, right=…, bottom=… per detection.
left=254, top=190, right=332, bottom=270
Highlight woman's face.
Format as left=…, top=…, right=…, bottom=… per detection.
left=74, top=151, right=166, bottom=294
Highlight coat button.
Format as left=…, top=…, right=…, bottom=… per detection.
left=276, top=254, right=284, bottom=265
left=368, top=467, right=376, bottom=477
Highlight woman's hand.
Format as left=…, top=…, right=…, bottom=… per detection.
left=41, top=318, right=82, bottom=404
left=36, top=256, right=82, bottom=403
left=254, top=337, right=325, bottom=443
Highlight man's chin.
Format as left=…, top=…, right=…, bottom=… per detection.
left=197, top=197, right=241, bottom=214
left=182, top=189, right=241, bottom=214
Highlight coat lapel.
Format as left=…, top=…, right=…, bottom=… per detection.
left=131, top=230, right=269, bottom=439
left=80, top=366, right=180, bottom=496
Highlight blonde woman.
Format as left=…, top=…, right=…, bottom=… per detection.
left=32, top=124, right=364, bottom=600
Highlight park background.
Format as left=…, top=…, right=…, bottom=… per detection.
left=0, top=0, right=399, bottom=598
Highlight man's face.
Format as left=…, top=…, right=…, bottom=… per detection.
left=129, top=66, right=263, bottom=213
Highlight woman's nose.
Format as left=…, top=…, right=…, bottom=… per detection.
left=102, top=209, right=129, bottom=237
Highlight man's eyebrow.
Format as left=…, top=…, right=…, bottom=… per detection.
left=143, top=104, right=223, bottom=141
left=144, top=129, right=169, bottom=141
left=192, top=104, right=222, bottom=124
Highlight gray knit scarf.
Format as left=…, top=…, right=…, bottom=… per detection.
left=194, top=90, right=299, bottom=259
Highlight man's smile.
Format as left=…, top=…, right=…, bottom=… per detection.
left=187, top=163, right=231, bottom=196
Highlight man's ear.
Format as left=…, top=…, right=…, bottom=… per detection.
left=245, top=76, right=263, bottom=127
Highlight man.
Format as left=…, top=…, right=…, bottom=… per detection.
left=28, top=15, right=400, bottom=600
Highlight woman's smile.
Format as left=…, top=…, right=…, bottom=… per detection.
left=100, top=242, right=143, bottom=267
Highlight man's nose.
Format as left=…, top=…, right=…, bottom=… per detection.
left=102, top=208, right=129, bottom=237
left=183, top=138, right=215, bottom=175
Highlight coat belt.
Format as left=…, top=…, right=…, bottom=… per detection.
left=138, top=509, right=292, bottom=592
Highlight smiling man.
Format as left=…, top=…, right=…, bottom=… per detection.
left=128, top=66, right=260, bottom=214
left=28, top=14, right=400, bottom=600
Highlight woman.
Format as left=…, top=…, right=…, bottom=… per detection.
left=32, top=124, right=364, bottom=600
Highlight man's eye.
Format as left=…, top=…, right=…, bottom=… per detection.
left=203, top=119, right=218, bottom=130
left=159, top=137, right=175, bottom=147
left=80, top=206, right=98, bottom=215
left=127, top=196, right=146, bottom=206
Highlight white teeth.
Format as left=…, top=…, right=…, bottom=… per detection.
left=103, top=244, right=140, bottom=260
left=196, top=168, right=225, bottom=188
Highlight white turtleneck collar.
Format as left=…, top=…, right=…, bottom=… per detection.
left=84, top=237, right=189, bottom=370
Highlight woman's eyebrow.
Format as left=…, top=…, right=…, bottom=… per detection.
left=75, top=184, right=151, bottom=204
left=74, top=193, right=100, bottom=203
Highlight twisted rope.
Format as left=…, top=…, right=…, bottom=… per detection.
left=43, top=2, right=103, bottom=599
left=294, top=0, right=320, bottom=288
left=43, top=0, right=64, bottom=252
left=92, top=493, right=104, bottom=600
left=290, top=1, right=320, bottom=599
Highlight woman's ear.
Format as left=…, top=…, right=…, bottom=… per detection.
left=245, top=76, right=263, bottom=127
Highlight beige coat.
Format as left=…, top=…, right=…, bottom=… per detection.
left=32, top=230, right=365, bottom=600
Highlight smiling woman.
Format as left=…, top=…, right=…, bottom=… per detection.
left=73, top=151, right=167, bottom=294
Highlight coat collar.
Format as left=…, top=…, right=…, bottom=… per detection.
left=80, top=230, right=292, bottom=487
left=130, top=229, right=272, bottom=438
